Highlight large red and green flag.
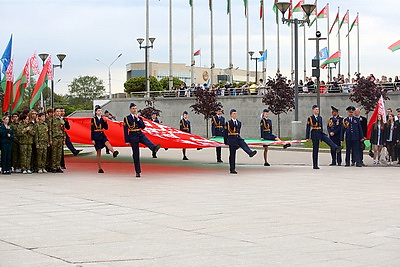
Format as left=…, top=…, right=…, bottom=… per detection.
left=30, top=56, right=52, bottom=109
left=346, top=15, right=358, bottom=37
left=388, top=40, right=400, bottom=52
left=3, top=58, right=14, bottom=113
left=227, top=0, right=230, bottom=14
left=321, top=50, right=341, bottom=69
left=260, top=0, right=264, bottom=19
left=11, top=58, right=30, bottom=113
left=329, top=11, right=339, bottom=34
left=317, top=4, right=328, bottom=18
left=339, top=10, right=349, bottom=30
left=292, top=0, right=304, bottom=12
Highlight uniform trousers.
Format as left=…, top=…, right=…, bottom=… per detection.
left=312, top=133, right=337, bottom=167
left=228, top=138, right=252, bottom=172
left=346, top=140, right=361, bottom=166
left=128, top=134, right=156, bottom=174
left=330, top=138, right=342, bottom=165
left=52, top=137, right=64, bottom=170
left=37, top=143, right=48, bottom=170
left=19, top=144, right=32, bottom=171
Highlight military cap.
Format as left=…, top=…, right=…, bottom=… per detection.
left=312, top=105, right=318, bottom=109
left=230, top=109, right=237, bottom=114
left=94, top=105, right=101, bottom=112
left=331, top=106, right=339, bottom=112
left=263, top=108, right=269, bottom=113
left=104, top=110, right=109, bottom=113
left=129, top=102, right=136, bottom=108
left=183, top=111, right=188, bottom=115
left=215, top=107, right=222, bottom=111
left=151, top=111, right=157, bottom=115
left=346, top=106, right=355, bottom=111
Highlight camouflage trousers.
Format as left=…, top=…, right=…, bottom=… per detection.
left=36, top=143, right=48, bottom=170
left=12, top=141, right=19, bottom=169
left=51, top=137, right=64, bottom=170
left=19, top=144, right=32, bottom=171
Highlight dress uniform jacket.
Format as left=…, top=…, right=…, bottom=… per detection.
left=211, top=115, right=225, bottom=137
left=91, top=116, right=109, bottom=151
left=180, top=119, right=191, bottom=133
left=327, top=116, right=343, bottom=141
left=260, top=118, right=277, bottom=140
left=151, top=118, right=160, bottom=123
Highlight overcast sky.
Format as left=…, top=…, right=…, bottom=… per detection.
left=1, top=0, right=399, bottom=95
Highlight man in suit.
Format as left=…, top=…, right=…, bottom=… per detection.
left=224, top=109, right=257, bottom=174
left=354, top=108, right=368, bottom=166
left=60, top=107, right=80, bottom=169
left=342, top=106, right=365, bottom=167
left=124, top=102, right=161, bottom=178
left=211, top=107, right=225, bottom=163
left=327, top=106, right=343, bottom=166
left=306, top=105, right=342, bottom=169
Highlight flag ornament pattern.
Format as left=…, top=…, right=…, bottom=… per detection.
left=320, top=50, right=341, bottom=69
left=30, top=56, right=51, bottom=109
left=30, top=52, right=40, bottom=75
left=388, top=40, right=400, bottom=52
left=3, top=59, right=14, bottom=113
left=329, top=12, right=339, bottom=34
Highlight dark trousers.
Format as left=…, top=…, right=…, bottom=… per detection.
left=346, top=140, right=361, bottom=166
left=61, top=135, right=78, bottom=168
left=216, top=147, right=222, bottom=161
left=352, top=141, right=365, bottom=164
left=228, top=139, right=252, bottom=172
left=1, top=143, right=12, bottom=172
left=330, top=138, right=342, bottom=165
left=129, top=135, right=156, bottom=174
left=312, top=134, right=337, bottom=167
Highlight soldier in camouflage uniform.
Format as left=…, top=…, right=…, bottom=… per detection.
left=18, top=114, right=35, bottom=174
left=45, top=108, right=53, bottom=171
left=10, top=113, right=20, bottom=172
left=29, top=110, right=38, bottom=172
left=51, top=107, right=65, bottom=173
left=35, top=113, right=51, bottom=173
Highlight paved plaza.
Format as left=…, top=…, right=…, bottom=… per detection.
left=0, top=147, right=399, bottom=266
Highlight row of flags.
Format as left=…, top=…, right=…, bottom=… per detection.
left=0, top=35, right=53, bottom=114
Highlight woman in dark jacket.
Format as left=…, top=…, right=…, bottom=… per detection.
left=260, top=109, right=281, bottom=166
left=0, top=115, right=14, bottom=174
left=384, top=113, right=397, bottom=165
left=370, top=113, right=384, bottom=165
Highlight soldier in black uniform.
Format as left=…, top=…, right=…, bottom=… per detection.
left=260, top=108, right=281, bottom=166
left=342, top=106, right=364, bottom=167
left=91, top=105, right=119, bottom=173
left=306, top=105, right=341, bottom=169
left=124, top=102, right=161, bottom=178
left=224, top=109, right=257, bottom=174
left=211, top=107, right=225, bottom=163
left=354, top=108, right=368, bottom=166
left=60, top=107, right=80, bottom=169
left=150, top=112, right=160, bottom=123
left=179, top=111, right=191, bottom=160
left=327, top=106, right=343, bottom=166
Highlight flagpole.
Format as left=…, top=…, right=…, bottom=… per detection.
left=277, top=12, right=281, bottom=73
left=315, top=0, right=318, bottom=32
left=169, top=0, right=173, bottom=90
left=190, top=1, right=195, bottom=84
left=228, top=0, right=233, bottom=83
left=357, top=12, right=360, bottom=74
left=145, top=0, right=150, bottom=96
left=337, top=6, right=341, bottom=77
left=246, top=2, right=250, bottom=83
left=210, top=0, right=214, bottom=86
left=327, top=3, right=330, bottom=82
left=291, top=23, right=294, bottom=82
left=347, top=9, right=350, bottom=80
left=303, top=25, right=306, bottom=81
left=261, top=0, right=266, bottom=81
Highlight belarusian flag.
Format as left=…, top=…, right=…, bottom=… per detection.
left=312, top=0, right=317, bottom=15
left=317, top=4, right=328, bottom=18
left=30, top=52, right=40, bottom=76
left=320, top=50, right=341, bottom=69
left=227, top=0, right=230, bottom=14
left=243, top=0, right=247, bottom=16
left=329, top=12, right=339, bottom=34
left=189, top=0, right=192, bottom=6
left=309, top=17, right=316, bottom=27
left=292, top=0, right=303, bottom=12
left=273, top=0, right=279, bottom=24
left=209, top=0, right=212, bottom=11
left=30, top=56, right=52, bottom=109
left=366, top=95, right=386, bottom=140
left=346, top=15, right=358, bottom=37
left=260, top=0, right=264, bottom=19
left=11, top=58, right=30, bottom=113
left=339, top=10, right=349, bottom=30
left=3, top=58, right=13, bottom=113
left=388, top=40, right=400, bottom=52
left=194, top=49, right=201, bottom=56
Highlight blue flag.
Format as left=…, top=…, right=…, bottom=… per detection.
left=314, top=47, right=329, bottom=61
left=1, top=35, right=13, bottom=76
left=258, top=50, right=267, bottom=62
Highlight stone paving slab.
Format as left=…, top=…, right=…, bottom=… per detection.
left=0, top=147, right=399, bottom=266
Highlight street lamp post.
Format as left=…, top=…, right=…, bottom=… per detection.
left=137, top=37, right=156, bottom=97
left=276, top=2, right=315, bottom=122
left=309, top=31, right=327, bottom=109
left=96, top=53, right=122, bottom=99
left=38, top=53, right=66, bottom=109
left=248, top=51, right=264, bottom=83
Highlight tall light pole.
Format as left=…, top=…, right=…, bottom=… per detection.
left=137, top=38, right=156, bottom=97
left=309, top=31, right=327, bottom=110
left=276, top=2, right=315, bottom=122
left=38, top=53, right=66, bottom=109
left=248, top=51, right=263, bottom=83
left=96, top=53, right=122, bottom=99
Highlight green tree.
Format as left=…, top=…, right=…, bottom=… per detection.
left=159, top=77, right=184, bottom=90
left=124, top=76, right=162, bottom=94
left=68, top=75, right=106, bottom=100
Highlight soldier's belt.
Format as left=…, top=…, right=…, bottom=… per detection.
left=128, top=129, right=141, bottom=132
left=216, top=126, right=223, bottom=128
left=94, top=129, right=104, bottom=132
left=228, top=133, right=239, bottom=135
left=311, top=127, right=322, bottom=130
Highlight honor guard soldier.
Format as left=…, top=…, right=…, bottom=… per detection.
left=211, top=107, right=225, bottom=163
left=260, top=108, right=281, bottom=166
left=124, top=102, right=161, bottom=178
left=342, top=106, right=364, bottom=167
left=35, top=113, right=51, bottom=173
left=51, top=107, right=66, bottom=173
left=18, top=114, right=35, bottom=174
left=306, top=105, right=342, bottom=169
left=0, top=116, right=14, bottom=174
left=150, top=112, right=160, bottom=123
left=10, top=113, right=20, bottom=173
left=327, top=106, right=343, bottom=166
left=224, top=109, right=257, bottom=174
left=91, top=105, right=119, bottom=173
left=354, top=108, right=368, bottom=166
left=179, top=111, right=191, bottom=160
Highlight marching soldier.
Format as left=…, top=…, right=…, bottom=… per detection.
left=10, top=113, right=20, bottom=172
left=124, top=102, right=161, bottom=178
left=327, top=106, right=343, bottom=166
left=224, top=109, right=257, bottom=174
left=179, top=111, right=191, bottom=160
left=35, top=113, right=51, bottom=173
left=211, top=107, right=225, bottom=163
left=51, top=107, right=66, bottom=173
left=45, top=108, right=53, bottom=172
left=150, top=112, right=160, bottom=123
left=260, top=108, right=281, bottom=166
left=91, top=105, right=119, bottom=173
left=342, top=106, right=364, bottom=167
left=18, top=114, right=35, bottom=174
left=306, top=105, right=342, bottom=169
left=0, top=115, right=14, bottom=174
left=60, top=107, right=80, bottom=169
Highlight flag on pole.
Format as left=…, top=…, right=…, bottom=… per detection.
left=346, top=15, right=358, bottom=37
left=312, top=0, right=317, bottom=15
left=30, top=53, right=40, bottom=75
left=194, top=49, right=201, bottom=56
left=189, top=0, right=192, bottom=6
left=309, top=17, right=316, bottom=27
left=321, top=50, right=341, bottom=69
left=339, top=10, right=349, bottom=30
left=11, top=58, right=31, bottom=113
left=292, top=0, right=304, bottom=12
left=227, top=0, right=230, bottom=14
left=260, top=0, right=264, bottom=19
left=1, top=35, right=12, bottom=75
left=209, top=0, right=212, bottom=11
left=317, top=4, right=328, bottom=18
left=329, top=11, right=339, bottom=34
left=366, top=95, right=386, bottom=140
left=314, top=47, right=329, bottom=60
left=258, top=50, right=267, bottom=62
left=388, top=40, right=400, bottom=52
left=273, top=0, right=279, bottom=24
left=30, top=56, right=52, bottom=109
left=243, top=0, right=247, bottom=16
left=3, top=59, right=14, bottom=113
